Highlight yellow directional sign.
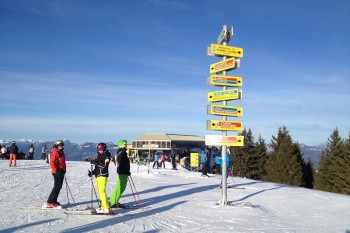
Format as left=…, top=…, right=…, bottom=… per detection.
left=208, top=75, right=242, bottom=87
left=208, top=88, right=239, bottom=102
left=209, top=44, right=243, bottom=58
left=207, top=120, right=243, bottom=131
left=190, top=153, right=199, bottom=167
left=207, top=104, right=243, bottom=117
left=210, top=58, right=236, bottom=74
left=205, top=135, right=244, bottom=147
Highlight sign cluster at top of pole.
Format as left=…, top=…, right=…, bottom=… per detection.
left=205, top=25, right=244, bottom=147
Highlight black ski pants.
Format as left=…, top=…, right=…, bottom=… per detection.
left=47, top=172, right=64, bottom=203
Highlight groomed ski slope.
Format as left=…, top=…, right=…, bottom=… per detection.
left=0, top=160, right=349, bottom=233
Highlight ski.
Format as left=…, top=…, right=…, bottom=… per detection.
left=42, top=205, right=63, bottom=210
left=64, top=211, right=115, bottom=216
left=20, top=206, right=64, bottom=210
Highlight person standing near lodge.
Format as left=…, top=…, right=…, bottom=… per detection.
left=46, top=140, right=66, bottom=208
left=160, top=152, right=167, bottom=168
left=9, top=141, right=19, bottom=167
left=110, top=140, right=130, bottom=209
left=152, top=152, right=160, bottom=169
left=170, top=148, right=177, bottom=170
left=201, top=147, right=210, bottom=176
left=28, top=144, right=34, bottom=160
left=89, top=142, right=112, bottom=214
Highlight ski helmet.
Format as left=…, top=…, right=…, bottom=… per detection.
left=117, top=140, right=127, bottom=148
left=54, top=140, right=64, bottom=147
left=97, top=142, right=107, bottom=151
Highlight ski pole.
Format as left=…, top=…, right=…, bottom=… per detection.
left=129, top=176, right=144, bottom=208
left=65, top=176, right=78, bottom=210
left=90, top=164, right=100, bottom=207
left=128, top=177, right=138, bottom=204
left=65, top=176, right=70, bottom=204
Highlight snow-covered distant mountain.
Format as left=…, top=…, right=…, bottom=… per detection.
left=299, top=143, right=325, bottom=168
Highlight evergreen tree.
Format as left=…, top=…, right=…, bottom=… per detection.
left=314, top=128, right=343, bottom=192
left=332, top=132, right=350, bottom=194
left=314, top=152, right=330, bottom=191
left=232, top=128, right=255, bottom=178
left=303, top=158, right=314, bottom=189
left=250, top=135, right=268, bottom=180
left=264, top=126, right=305, bottom=186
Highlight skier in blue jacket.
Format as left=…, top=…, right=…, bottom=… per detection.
left=152, top=152, right=161, bottom=169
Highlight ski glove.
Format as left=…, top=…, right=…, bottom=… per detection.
left=88, top=170, right=95, bottom=177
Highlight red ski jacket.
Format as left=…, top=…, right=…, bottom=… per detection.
left=50, top=148, right=66, bottom=174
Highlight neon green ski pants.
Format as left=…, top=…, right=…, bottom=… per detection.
left=110, top=174, right=128, bottom=205
left=96, top=176, right=110, bottom=209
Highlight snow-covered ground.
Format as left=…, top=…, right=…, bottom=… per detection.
left=0, top=160, right=349, bottom=233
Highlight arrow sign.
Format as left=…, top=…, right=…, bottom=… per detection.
left=205, top=135, right=244, bottom=147
left=210, top=58, right=236, bottom=74
left=208, top=75, right=243, bottom=87
left=208, top=88, right=239, bottom=102
left=207, top=104, right=243, bottom=117
left=209, top=44, right=243, bottom=58
left=207, top=120, right=243, bottom=131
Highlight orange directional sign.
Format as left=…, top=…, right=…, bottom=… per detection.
left=208, top=88, right=239, bottom=102
left=207, top=104, right=243, bottom=117
left=205, top=135, right=244, bottom=147
left=207, top=120, right=243, bottom=131
left=209, top=44, right=243, bottom=58
left=208, top=75, right=242, bottom=87
left=210, top=58, right=236, bottom=74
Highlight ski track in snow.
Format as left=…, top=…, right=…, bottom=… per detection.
left=0, top=160, right=350, bottom=233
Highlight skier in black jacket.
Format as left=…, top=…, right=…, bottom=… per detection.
left=110, top=140, right=130, bottom=208
left=9, top=141, right=19, bottom=167
left=90, top=142, right=112, bottom=214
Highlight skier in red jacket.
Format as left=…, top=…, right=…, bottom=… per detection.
left=46, top=140, right=66, bottom=208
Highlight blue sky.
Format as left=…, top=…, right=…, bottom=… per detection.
left=1, top=0, right=349, bottom=146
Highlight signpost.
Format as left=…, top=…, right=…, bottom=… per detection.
left=207, top=104, right=243, bottom=117
left=207, top=89, right=239, bottom=102
left=210, top=58, right=236, bottom=74
left=205, top=135, right=244, bottom=147
left=207, top=120, right=243, bottom=131
left=206, top=25, right=244, bottom=206
left=208, top=75, right=242, bottom=87
left=208, top=44, right=243, bottom=58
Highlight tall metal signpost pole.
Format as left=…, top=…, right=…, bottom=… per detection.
left=206, top=25, right=244, bottom=206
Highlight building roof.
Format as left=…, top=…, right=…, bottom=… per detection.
left=132, top=133, right=204, bottom=142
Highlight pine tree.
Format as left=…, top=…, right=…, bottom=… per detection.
left=232, top=128, right=255, bottom=178
left=250, top=135, right=268, bottom=180
left=314, top=152, right=330, bottom=191
left=264, top=126, right=305, bottom=186
left=341, top=133, right=350, bottom=194
left=314, top=128, right=344, bottom=192
left=303, top=158, right=314, bottom=189
left=332, top=132, right=350, bottom=194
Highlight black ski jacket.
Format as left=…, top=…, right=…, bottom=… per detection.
left=91, top=150, right=111, bottom=177
left=116, top=148, right=130, bottom=176
left=9, top=144, right=19, bottom=154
